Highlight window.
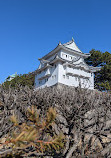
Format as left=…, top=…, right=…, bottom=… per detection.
left=55, top=64, right=56, bottom=68
left=39, top=80, right=42, bottom=84
left=66, top=75, right=69, bottom=79
left=45, top=78, right=48, bottom=82
left=83, top=78, right=86, bottom=82
left=63, top=66, right=66, bottom=70
left=52, top=75, right=56, bottom=79
left=63, top=75, right=65, bottom=79
left=91, top=73, right=93, bottom=77
left=66, top=55, right=67, bottom=58
left=69, top=56, right=73, bottom=60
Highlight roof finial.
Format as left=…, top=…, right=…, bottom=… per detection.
left=58, top=41, right=62, bottom=45
left=72, top=37, right=74, bottom=42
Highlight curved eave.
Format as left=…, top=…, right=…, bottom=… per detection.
left=38, top=74, right=51, bottom=80
left=89, top=66, right=101, bottom=72
left=50, top=56, right=65, bottom=64
left=74, top=65, right=89, bottom=71
left=40, top=45, right=61, bottom=60
left=61, top=45, right=90, bottom=58
left=36, top=64, right=52, bottom=74
left=63, top=62, right=90, bottom=72
left=40, top=44, right=90, bottom=60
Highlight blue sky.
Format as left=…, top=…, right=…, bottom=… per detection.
left=0, top=0, right=111, bottom=83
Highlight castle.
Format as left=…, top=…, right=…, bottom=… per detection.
left=35, top=38, right=100, bottom=89
left=6, top=73, right=17, bottom=82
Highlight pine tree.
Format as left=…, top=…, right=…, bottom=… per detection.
left=1, top=106, right=65, bottom=157
left=85, top=49, right=111, bottom=91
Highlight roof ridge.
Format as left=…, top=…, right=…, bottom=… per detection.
left=63, top=40, right=73, bottom=46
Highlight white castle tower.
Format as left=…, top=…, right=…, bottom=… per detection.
left=35, top=38, right=100, bottom=89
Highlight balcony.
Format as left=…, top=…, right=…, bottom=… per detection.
left=66, top=67, right=91, bottom=78
left=37, top=69, right=51, bottom=80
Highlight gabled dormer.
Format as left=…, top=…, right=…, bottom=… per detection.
left=63, top=37, right=82, bottom=53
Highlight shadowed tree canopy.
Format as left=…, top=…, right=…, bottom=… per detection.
left=85, top=49, right=111, bottom=91
left=2, top=72, right=35, bottom=89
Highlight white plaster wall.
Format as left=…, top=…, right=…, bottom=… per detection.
left=35, top=63, right=59, bottom=89
left=57, top=63, right=94, bottom=89
left=35, top=62, right=94, bottom=90
left=58, top=63, right=79, bottom=87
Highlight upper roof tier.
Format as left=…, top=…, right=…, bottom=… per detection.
left=63, top=38, right=82, bottom=53
left=40, top=38, right=90, bottom=60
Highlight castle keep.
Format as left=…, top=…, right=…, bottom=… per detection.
left=35, top=38, right=100, bottom=89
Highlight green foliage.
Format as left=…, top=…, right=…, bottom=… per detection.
left=85, top=49, right=111, bottom=91
left=86, top=49, right=102, bottom=67
left=3, top=73, right=35, bottom=89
